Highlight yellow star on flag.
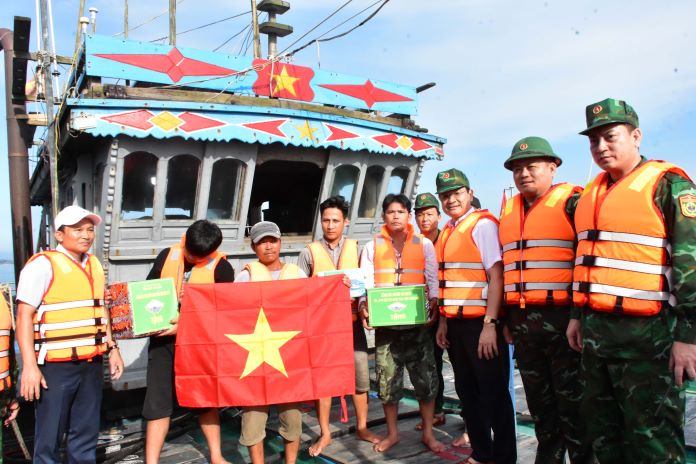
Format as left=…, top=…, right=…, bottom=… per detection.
left=271, top=67, right=300, bottom=97
left=225, top=307, right=301, bottom=379
left=295, top=120, right=319, bottom=140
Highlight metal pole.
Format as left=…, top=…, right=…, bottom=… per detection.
left=267, top=11, right=276, bottom=58
left=169, top=0, right=176, bottom=46
left=251, top=0, right=260, bottom=59
left=88, top=6, right=98, bottom=34
left=123, top=0, right=128, bottom=39
left=0, top=28, right=34, bottom=281
left=73, top=0, right=85, bottom=55
left=39, top=0, right=59, bottom=224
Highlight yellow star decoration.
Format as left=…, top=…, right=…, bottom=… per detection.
left=271, top=67, right=300, bottom=97
left=225, top=307, right=301, bottom=379
left=295, top=120, right=319, bottom=141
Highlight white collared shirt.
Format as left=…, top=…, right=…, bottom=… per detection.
left=446, top=208, right=502, bottom=271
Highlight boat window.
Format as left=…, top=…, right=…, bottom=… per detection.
left=358, top=166, right=385, bottom=218
left=386, top=167, right=409, bottom=195
left=207, top=159, right=243, bottom=220
left=121, top=152, right=157, bottom=220
left=330, top=165, right=359, bottom=213
left=247, top=160, right=322, bottom=236
left=165, top=154, right=200, bottom=219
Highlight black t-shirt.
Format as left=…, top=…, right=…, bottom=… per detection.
left=146, top=247, right=235, bottom=282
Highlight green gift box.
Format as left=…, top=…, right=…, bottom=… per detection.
left=367, top=285, right=427, bottom=327
left=108, top=278, right=179, bottom=338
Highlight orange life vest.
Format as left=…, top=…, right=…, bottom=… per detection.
left=437, top=210, right=497, bottom=318
left=244, top=261, right=301, bottom=281
left=499, top=183, right=580, bottom=307
left=373, top=224, right=425, bottom=287
left=31, top=251, right=107, bottom=364
left=307, top=239, right=359, bottom=275
left=0, top=291, right=12, bottom=391
left=573, top=160, right=690, bottom=315
left=160, top=244, right=226, bottom=295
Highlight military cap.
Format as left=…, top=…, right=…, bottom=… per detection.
left=436, top=168, right=470, bottom=194
left=414, top=192, right=440, bottom=211
left=580, top=98, right=639, bottom=135
left=503, top=136, right=562, bottom=171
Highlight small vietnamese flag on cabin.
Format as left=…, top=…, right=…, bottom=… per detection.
left=174, top=274, right=355, bottom=407
left=500, top=188, right=510, bottom=218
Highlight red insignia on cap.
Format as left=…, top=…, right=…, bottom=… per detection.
left=420, top=194, right=427, bottom=199
left=519, top=143, right=528, bottom=150
left=443, top=172, right=450, bottom=179
left=592, top=105, right=603, bottom=114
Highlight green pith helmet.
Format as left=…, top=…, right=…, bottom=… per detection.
left=580, top=98, right=639, bottom=135
left=436, top=168, right=470, bottom=194
left=503, top=136, right=562, bottom=171
left=414, top=192, right=440, bottom=211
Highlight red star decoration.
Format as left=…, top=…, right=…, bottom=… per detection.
left=178, top=112, right=226, bottom=132
left=319, top=80, right=413, bottom=108
left=410, top=138, right=431, bottom=152
left=372, top=133, right=400, bottom=149
left=102, top=110, right=155, bottom=130
left=94, top=48, right=236, bottom=83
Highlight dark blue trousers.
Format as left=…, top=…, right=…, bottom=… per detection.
left=34, top=359, right=103, bottom=464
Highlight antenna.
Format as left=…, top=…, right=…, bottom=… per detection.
left=256, top=0, right=293, bottom=59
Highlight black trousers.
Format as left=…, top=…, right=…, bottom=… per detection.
left=446, top=317, right=516, bottom=464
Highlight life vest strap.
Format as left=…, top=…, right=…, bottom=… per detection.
left=577, top=230, right=668, bottom=249
left=573, top=282, right=670, bottom=301
left=439, top=298, right=488, bottom=307
left=37, top=299, right=104, bottom=321
left=0, top=371, right=8, bottom=380
left=35, top=317, right=104, bottom=334
left=439, top=262, right=485, bottom=270
left=0, top=330, right=10, bottom=337
left=502, top=239, right=575, bottom=253
left=504, top=260, right=573, bottom=272
left=505, top=282, right=571, bottom=292
left=439, top=281, right=487, bottom=289
left=35, top=336, right=105, bottom=364
left=0, top=350, right=8, bottom=358
left=374, top=268, right=424, bottom=275
left=575, top=255, right=668, bottom=276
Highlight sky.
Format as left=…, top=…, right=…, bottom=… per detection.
left=1, top=0, right=696, bottom=260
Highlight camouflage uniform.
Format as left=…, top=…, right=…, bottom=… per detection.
left=506, top=192, right=591, bottom=464
left=572, top=159, right=696, bottom=463
left=375, top=325, right=439, bottom=403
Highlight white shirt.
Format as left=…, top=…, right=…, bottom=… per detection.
left=359, top=235, right=439, bottom=301
left=445, top=208, right=502, bottom=272
left=16, top=245, right=92, bottom=308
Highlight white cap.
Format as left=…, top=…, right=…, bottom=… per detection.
left=54, top=205, right=102, bottom=230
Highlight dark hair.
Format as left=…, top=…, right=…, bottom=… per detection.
left=320, top=195, right=349, bottom=218
left=185, top=220, right=223, bottom=257
left=382, top=193, right=411, bottom=213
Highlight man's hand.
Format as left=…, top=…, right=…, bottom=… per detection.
left=426, top=298, right=439, bottom=326
left=670, top=341, right=696, bottom=387
left=158, top=316, right=179, bottom=337
left=478, top=324, right=499, bottom=360
left=109, top=348, right=125, bottom=380
left=20, top=363, right=47, bottom=401
left=566, top=319, right=583, bottom=352
left=3, top=399, right=19, bottom=426
left=436, top=318, right=449, bottom=349
left=342, top=275, right=352, bottom=289
left=359, top=301, right=372, bottom=330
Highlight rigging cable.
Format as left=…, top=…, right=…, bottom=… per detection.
left=288, top=0, right=390, bottom=57
left=114, top=0, right=186, bottom=36
left=278, top=0, right=353, bottom=56
left=213, top=23, right=251, bottom=52
left=149, top=10, right=250, bottom=43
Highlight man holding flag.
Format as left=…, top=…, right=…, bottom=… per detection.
left=298, top=196, right=381, bottom=456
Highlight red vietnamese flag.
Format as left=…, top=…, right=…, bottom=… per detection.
left=174, top=274, right=355, bottom=407
left=251, top=59, right=315, bottom=102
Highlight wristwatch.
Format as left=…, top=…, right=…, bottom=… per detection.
left=483, top=315, right=499, bottom=325
left=107, top=341, right=120, bottom=352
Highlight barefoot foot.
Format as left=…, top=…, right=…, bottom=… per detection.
left=422, top=435, right=446, bottom=453
left=452, top=432, right=470, bottom=447
left=308, top=434, right=332, bottom=457
left=356, top=428, right=382, bottom=444
left=373, top=435, right=400, bottom=453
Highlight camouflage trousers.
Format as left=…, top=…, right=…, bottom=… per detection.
left=375, top=325, right=439, bottom=404
left=509, top=308, right=591, bottom=464
left=582, top=348, right=685, bottom=463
